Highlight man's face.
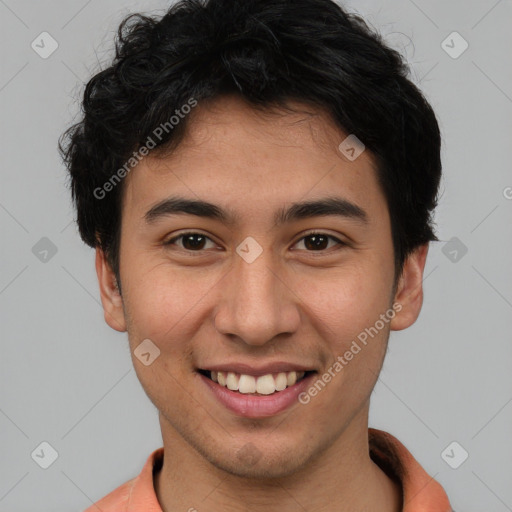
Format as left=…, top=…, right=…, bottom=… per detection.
left=98, top=95, right=425, bottom=478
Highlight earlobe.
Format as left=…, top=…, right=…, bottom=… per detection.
left=390, top=244, right=429, bottom=332
left=95, top=247, right=127, bottom=332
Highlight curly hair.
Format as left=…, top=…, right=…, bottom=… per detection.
left=59, top=0, right=442, bottom=286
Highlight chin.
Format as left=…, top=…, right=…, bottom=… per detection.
left=203, top=444, right=311, bottom=480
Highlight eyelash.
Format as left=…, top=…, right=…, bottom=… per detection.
left=163, top=231, right=346, bottom=253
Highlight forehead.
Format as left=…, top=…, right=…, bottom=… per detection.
left=121, top=95, right=387, bottom=227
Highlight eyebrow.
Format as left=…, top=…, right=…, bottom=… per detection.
left=144, top=195, right=368, bottom=226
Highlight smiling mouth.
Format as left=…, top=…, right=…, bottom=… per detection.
left=197, top=369, right=315, bottom=396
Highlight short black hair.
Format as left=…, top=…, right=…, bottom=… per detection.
left=59, top=0, right=442, bottom=288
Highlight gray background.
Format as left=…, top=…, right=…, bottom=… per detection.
left=1, top=0, right=511, bottom=510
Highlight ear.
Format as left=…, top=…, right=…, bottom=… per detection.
left=390, top=244, right=429, bottom=331
left=95, top=247, right=127, bottom=332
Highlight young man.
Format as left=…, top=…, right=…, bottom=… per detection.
left=60, top=0, right=452, bottom=510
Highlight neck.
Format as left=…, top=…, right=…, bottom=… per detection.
left=154, top=409, right=402, bottom=512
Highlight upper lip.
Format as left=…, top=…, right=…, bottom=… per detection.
left=198, top=362, right=315, bottom=376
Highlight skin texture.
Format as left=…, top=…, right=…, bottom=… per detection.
left=96, top=95, right=428, bottom=511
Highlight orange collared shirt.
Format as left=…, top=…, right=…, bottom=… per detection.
left=84, top=428, right=452, bottom=511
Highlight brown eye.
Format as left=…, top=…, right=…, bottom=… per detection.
left=294, top=232, right=345, bottom=252
left=164, top=232, right=215, bottom=251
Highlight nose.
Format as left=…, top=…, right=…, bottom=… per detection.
left=213, top=243, right=301, bottom=346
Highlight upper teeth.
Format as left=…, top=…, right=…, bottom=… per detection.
left=211, top=370, right=306, bottom=395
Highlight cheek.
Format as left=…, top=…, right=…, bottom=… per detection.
left=294, top=270, right=392, bottom=414
left=292, top=262, right=392, bottom=347
left=122, top=259, right=221, bottom=350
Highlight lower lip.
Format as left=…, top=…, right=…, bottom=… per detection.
left=198, top=372, right=316, bottom=418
